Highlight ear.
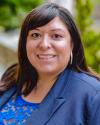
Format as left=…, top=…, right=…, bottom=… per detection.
left=71, top=40, right=74, bottom=51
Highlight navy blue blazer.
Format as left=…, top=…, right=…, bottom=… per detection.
left=0, top=69, right=100, bottom=125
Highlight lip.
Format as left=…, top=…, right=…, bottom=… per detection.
left=37, top=54, right=56, bottom=59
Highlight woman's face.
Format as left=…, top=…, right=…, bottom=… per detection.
left=26, top=17, right=73, bottom=76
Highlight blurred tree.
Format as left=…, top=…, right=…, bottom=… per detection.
left=0, top=0, right=43, bottom=30
left=96, top=0, right=100, bottom=3
left=75, top=0, right=100, bottom=73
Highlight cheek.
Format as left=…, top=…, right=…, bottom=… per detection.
left=26, top=41, right=36, bottom=53
left=57, top=41, right=72, bottom=55
left=26, top=43, right=31, bottom=57
left=26, top=41, right=35, bottom=61
left=57, top=41, right=72, bottom=65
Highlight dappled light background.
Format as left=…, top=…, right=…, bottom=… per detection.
left=0, top=0, right=100, bottom=78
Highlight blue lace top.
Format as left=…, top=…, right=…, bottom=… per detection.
left=0, top=95, right=39, bottom=125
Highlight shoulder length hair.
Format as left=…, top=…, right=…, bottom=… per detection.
left=0, top=3, right=100, bottom=96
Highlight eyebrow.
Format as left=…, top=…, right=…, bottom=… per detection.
left=34, top=28, right=66, bottom=33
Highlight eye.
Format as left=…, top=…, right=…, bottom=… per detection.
left=30, top=33, right=41, bottom=39
left=52, top=34, right=63, bottom=40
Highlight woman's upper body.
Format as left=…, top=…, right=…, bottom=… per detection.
left=0, top=69, right=100, bottom=125
left=0, top=2, right=100, bottom=125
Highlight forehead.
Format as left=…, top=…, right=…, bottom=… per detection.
left=34, top=17, right=68, bottom=31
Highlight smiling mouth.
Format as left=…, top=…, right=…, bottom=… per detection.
left=37, top=54, right=56, bottom=59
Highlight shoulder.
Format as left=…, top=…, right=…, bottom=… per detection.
left=62, top=70, right=100, bottom=123
left=70, top=70, right=100, bottom=92
left=70, top=71, right=100, bottom=121
left=0, top=86, right=16, bottom=109
left=63, top=70, right=100, bottom=105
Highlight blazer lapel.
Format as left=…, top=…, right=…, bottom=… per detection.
left=49, top=97, right=66, bottom=117
left=25, top=69, right=71, bottom=125
left=25, top=91, right=66, bottom=125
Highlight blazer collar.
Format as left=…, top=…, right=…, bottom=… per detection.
left=25, top=69, right=72, bottom=125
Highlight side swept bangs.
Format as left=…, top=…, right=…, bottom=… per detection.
left=26, top=4, right=59, bottom=30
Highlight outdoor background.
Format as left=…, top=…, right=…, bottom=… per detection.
left=0, top=0, right=100, bottom=78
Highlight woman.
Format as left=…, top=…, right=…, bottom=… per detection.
left=0, top=3, right=100, bottom=125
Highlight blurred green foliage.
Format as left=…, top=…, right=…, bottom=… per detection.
left=0, top=0, right=100, bottom=73
left=75, top=0, right=100, bottom=73
left=96, top=0, right=100, bottom=3
left=0, top=0, right=43, bottom=30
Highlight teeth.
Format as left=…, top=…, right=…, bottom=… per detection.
left=38, top=54, right=55, bottom=59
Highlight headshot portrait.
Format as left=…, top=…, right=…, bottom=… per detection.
left=0, top=2, right=100, bottom=125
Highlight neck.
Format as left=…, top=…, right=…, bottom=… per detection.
left=36, top=73, right=58, bottom=90
left=22, top=74, right=58, bottom=103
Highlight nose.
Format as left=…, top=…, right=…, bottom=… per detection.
left=39, top=35, right=51, bottom=50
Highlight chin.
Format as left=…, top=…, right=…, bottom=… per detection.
left=37, top=68, right=63, bottom=76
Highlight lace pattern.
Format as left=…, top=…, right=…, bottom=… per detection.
left=0, top=95, right=39, bottom=125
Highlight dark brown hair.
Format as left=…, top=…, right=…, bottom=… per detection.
left=0, top=3, right=100, bottom=96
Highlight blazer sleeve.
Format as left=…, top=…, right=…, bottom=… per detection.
left=88, top=91, right=100, bottom=125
